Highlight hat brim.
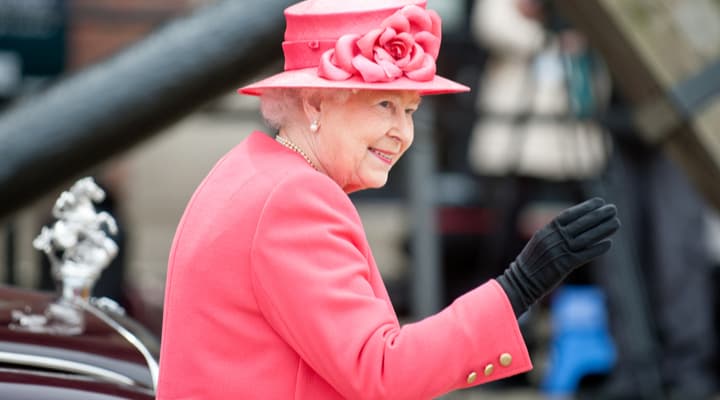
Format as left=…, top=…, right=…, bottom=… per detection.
left=238, top=67, right=470, bottom=96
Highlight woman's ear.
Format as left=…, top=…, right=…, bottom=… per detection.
left=301, top=91, right=323, bottom=123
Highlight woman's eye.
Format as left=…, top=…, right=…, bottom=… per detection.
left=379, top=100, right=392, bottom=109
left=405, top=108, right=417, bottom=115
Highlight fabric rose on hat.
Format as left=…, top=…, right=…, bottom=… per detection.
left=318, top=5, right=441, bottom=83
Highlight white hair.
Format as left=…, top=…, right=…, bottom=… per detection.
left=259, top=88, right=353, bottom=130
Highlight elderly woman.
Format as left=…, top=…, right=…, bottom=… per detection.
left=156, top=0, right=620, bottom=399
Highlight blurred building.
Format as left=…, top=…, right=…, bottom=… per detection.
left=0, top=0, right=413, bottom=337
left=0, top=0, right=242, bottom=335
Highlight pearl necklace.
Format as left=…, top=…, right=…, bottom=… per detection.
left=275, top=135, right=318, bottom=171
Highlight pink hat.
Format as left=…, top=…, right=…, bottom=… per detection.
left=238, top=0, right=470, bottom=96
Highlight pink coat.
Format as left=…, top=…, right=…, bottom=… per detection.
left=156, top=131, right=532, bottom=399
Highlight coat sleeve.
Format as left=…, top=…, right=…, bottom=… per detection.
left=249, top=171, right=532, bottom=400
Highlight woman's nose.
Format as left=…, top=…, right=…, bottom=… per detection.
left=390, top=115, right=414, bottom=147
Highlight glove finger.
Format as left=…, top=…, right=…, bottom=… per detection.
left=564, top=204, right=617, bottom=236
left=555, top=197, right=605, bottom=226
left=569, top=217, right=621, bottom=251
left=573, top=239, right=613, bottom=263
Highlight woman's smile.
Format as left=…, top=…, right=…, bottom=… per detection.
left=368, top=147, right=394, bottom=165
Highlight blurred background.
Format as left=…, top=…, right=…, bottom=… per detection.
left=0, top=0, right=718, bottom=399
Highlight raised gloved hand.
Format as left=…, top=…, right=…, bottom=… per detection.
left=497, top=197, right=620, bottom=317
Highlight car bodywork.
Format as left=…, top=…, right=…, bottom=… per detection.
left=0, top=285, right=158, bottom=399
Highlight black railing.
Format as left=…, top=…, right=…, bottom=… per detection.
left=0, top=0, right=293, bottom=220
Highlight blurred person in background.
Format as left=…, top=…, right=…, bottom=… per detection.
left=586, top=41, right=719, bottom=400
left=468, top=0, right=611, bottom=265
left=155, top=0, right=620, bottom=398
left=471, top=0, right=718, bottom=398
left=592, top=94, right=718, bottom=400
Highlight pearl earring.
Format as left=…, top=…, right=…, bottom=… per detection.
left=310, top=120, right=319, bottom=133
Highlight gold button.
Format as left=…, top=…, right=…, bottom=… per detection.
left=499, top=353, right=512, bottom=367
left=466, top=371, right=478, bottom=384
left=484, top=363, right=494, bottom=376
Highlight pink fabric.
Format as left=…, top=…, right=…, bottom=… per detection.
left=156, top=132, right=532, bottom=399
left=317, top=5, right=440, bottom=83
left=282, top=40, right=336, bottom=70
left=238, top=0, right=470, bottom=96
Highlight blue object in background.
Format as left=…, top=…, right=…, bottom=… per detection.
left=542, top=285, right=616, bottom=396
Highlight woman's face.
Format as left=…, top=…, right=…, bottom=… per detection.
left=311, top=90, right=421, bottom=193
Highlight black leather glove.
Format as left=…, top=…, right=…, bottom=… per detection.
left=497, top=197, right=620, bottom=317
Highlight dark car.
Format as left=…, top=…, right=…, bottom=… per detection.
left=0, top=285, right=158, bottom=399
left=0, top=177, right=159, bottom=399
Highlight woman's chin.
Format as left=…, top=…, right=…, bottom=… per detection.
left=366, top=174, right=389, bottom=190
left=344, top=174, right=389, bottom=193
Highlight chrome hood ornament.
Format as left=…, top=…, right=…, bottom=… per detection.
left=11, top=177, right=118, bottom=335
left=32, top=176, right=119, bottom=301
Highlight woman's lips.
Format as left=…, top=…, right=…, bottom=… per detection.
left=369, top=148, right=394, bottom=164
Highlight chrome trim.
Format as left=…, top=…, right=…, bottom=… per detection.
left=79, top=300, right=159, bottom=391
left=0, top=351, right=135, bottom=386
left=92, top=296, right=126, bottom=316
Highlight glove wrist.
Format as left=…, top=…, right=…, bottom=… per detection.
left=497, top=261, right=539, bottom=317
